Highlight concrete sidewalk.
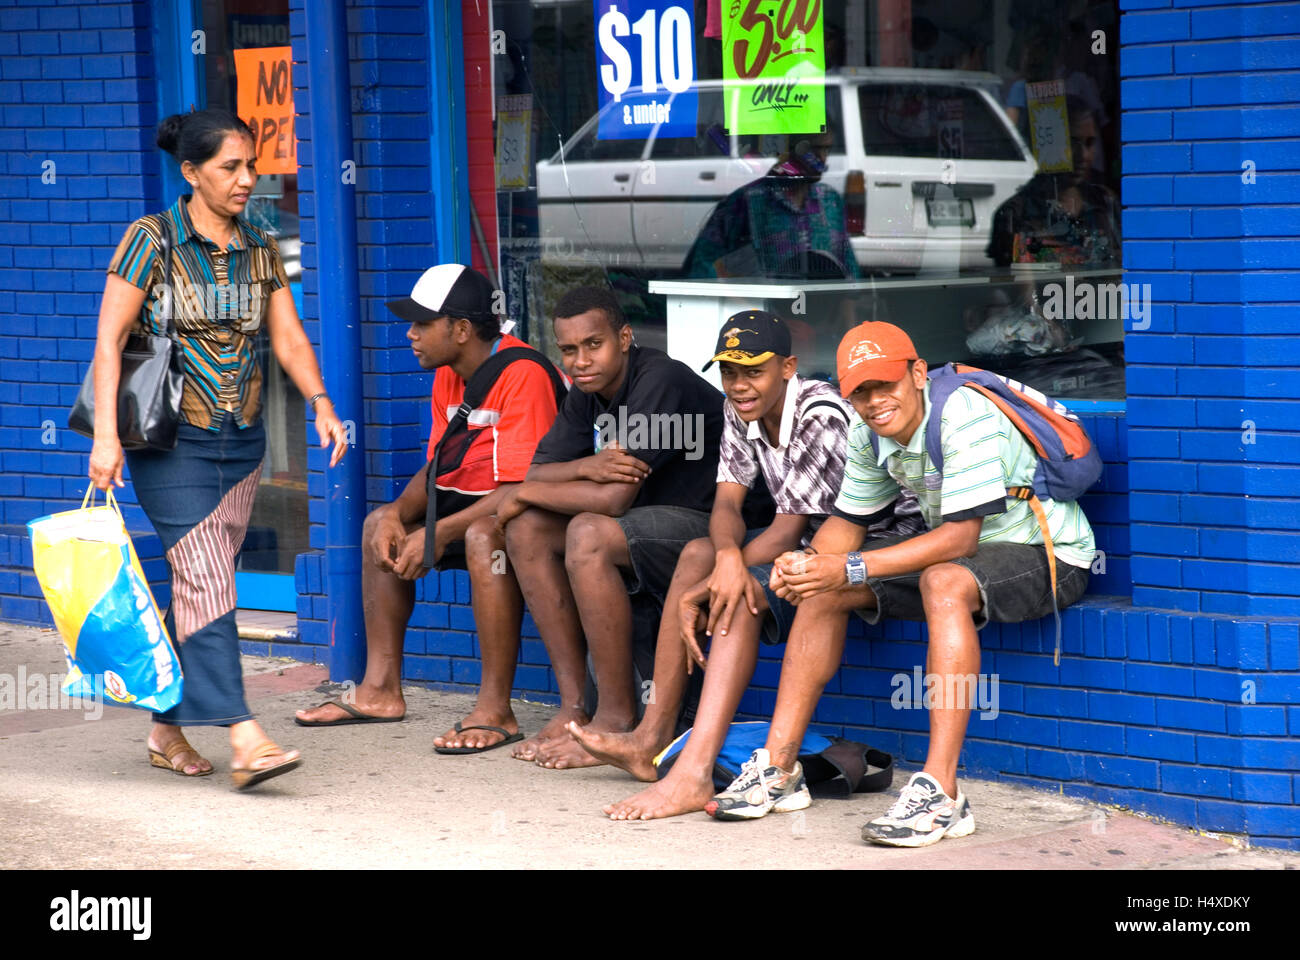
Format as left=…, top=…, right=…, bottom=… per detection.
left=1, top=621, right=1296, bottom=870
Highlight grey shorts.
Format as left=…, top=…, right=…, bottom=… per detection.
left=614, top=505, right=713, bottom=601
left=855, top=536, right=1090, bottom=629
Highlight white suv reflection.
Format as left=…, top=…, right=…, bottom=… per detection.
left=536, top=68, right=1038, bottom=275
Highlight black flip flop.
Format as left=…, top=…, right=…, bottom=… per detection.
left=294, top=699, right=405, bottom=727
left=434, top=721, right=525, bottom=755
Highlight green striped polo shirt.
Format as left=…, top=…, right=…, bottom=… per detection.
left=107, top=193, right=290, bottom=430
left=834, top=382, right=1095, bottom=569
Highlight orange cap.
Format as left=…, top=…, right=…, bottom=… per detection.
left=836, top=322, right=918, bottom=398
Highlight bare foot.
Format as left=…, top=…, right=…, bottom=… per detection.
left=604, top=770, right=715, bottom=820
left=566, top=721, right=661, bottom=782
left=294, top=686, right=404, bottom=724
left=536, top=717, right=635, bottom=769
left=512, top=707, right=588, bottom=761
left=535, top=735, right=607, bottom=769
left=147, top=724, right=213, bottom=776
left=433, top=709, right=519, bottom=751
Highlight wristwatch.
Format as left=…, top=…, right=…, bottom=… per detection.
left=844, top=551, right=867, bottom=585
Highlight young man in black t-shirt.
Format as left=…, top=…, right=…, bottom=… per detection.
left=495, top=287, right=724, bottom=768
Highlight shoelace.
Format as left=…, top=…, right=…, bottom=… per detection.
left=730, top=754, right=769, bottom=795
left=885, top=781, right=933, bottom=820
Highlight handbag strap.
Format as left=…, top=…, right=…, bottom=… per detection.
left=152, top=214, right=175, bottom=339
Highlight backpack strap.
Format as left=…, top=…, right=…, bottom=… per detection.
left=423, top=345, right=567, bottom=567
left=1009, top=485, right=1064, bottom=666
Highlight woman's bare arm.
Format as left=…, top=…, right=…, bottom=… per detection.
left=87, top=273, right=148, bottom=489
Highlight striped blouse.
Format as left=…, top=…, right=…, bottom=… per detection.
left=106, top=193, right=290, bottom=430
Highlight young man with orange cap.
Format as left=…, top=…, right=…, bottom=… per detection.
left=707, top=321, right=1094, bottom=847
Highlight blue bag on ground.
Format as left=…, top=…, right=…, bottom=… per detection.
left=28, top=486, right=183, bottom=712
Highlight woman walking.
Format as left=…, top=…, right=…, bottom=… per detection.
left=87, top=109, right=348, bottom=789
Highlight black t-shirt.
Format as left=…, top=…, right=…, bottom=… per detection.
left=531, top=345, right=723, bottom=514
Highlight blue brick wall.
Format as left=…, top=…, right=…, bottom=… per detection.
left=6, top=0, right=1299, bottom=851
left=1122, top=0, right=1300, bottom=619
left=0, top=1, right=171, bottom=624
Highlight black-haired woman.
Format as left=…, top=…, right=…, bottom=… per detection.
left=87, top=109, right=348, bottom=789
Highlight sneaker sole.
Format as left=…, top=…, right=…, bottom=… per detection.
left=862, top=813, right=976, bottom=848
left=708, top=788, right=811, bottom=821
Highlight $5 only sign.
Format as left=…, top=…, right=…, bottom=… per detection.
left=594, top=1, right=698, bottom=140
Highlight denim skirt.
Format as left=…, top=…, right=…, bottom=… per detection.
left=125, top=414, right=265, bottom=726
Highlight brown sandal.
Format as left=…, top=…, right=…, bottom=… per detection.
left=147, top=736, right=214, bottom=777
left=230, top=741, right=302, bottom=791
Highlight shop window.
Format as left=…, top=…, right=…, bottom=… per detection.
left=481, top=0, right=1124, bottom=403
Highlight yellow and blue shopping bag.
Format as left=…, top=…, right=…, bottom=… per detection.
left=27, top=485, right=183, bottom=712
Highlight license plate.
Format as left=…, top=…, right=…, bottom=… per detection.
left=926, top=198, right=974, bottom=227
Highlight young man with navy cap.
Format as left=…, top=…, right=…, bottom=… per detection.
left=295, top=264, right=567, bottom=756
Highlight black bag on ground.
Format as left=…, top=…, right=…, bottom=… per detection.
left=69, top=216, right=183, bottom=450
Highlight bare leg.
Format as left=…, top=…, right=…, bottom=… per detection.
left=295, top=507, right=413, bottom=724
left=535, top=512, right=636, bottom=768
left=916, top=563, right=982, bottom=798
left=433, top=516, right=524, bottom=750
left=505, top=507, right=591, bottom=760
left=763, top=584, right=877, bottom=772
left=570, top=537, right=716, bottom=778
left=606, top=589, right=769, bottom=820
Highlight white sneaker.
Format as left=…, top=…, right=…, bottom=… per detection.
left=705, top=748, right=812, bottom=821
left=860, top=771, right=975, bottom=847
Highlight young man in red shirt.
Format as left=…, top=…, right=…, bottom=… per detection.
left=294, top=264, right=565, bottom=753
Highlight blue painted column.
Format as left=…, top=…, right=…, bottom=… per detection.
left=428, top=0, right=471, bottom=263
left=149, top=0, right=203, bottom=204
left=303, top=0, right=366, bottom=681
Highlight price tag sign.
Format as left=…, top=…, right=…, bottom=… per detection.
left=496, top=94, right=533, bottom=190
left=594, top=1, right=697, bottom=141
left=1026, top=79, right=1072, bottom=173
left=722, top=0, right=825, bottom=136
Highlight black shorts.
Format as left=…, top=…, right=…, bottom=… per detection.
left=615, top=505, right=713, bottom=601
left=424, top=491, right=483, bottom=573
left=433, top=539, right=468, bottom=572
left=855, top=536, right=1090, bottom=629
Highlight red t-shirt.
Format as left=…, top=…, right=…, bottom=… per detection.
left=427, top=334, right=563, bottom=501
